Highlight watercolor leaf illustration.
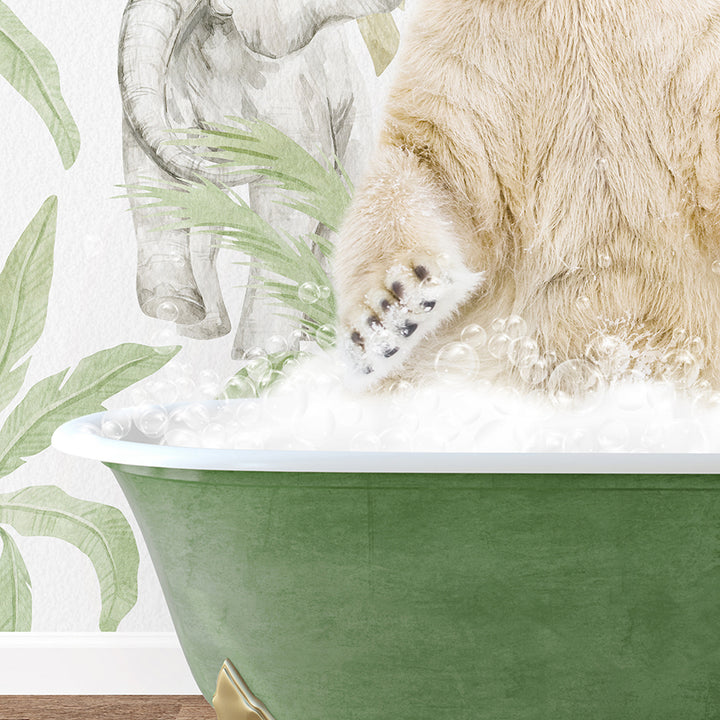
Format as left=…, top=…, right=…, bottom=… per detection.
left=0, top=526, right=31, bottom=631
left=0, top=197, right=180, bottom=629
left=357, top=9, right=402, bottom=76
left=0, top=342, right=180, bottom=479
left=0, top=197, right=56, bottom=414
left=0, top=486, right=139, bottom=631
left=124, top=174, right=337, bottom=338
left=167, top=118, right=353, bottom=232
left=0, top=1, right=80, bottom=169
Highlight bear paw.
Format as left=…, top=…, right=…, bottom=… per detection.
left=339, top=253, right=485, bottom=385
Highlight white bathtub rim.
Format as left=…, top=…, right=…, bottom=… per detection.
left=51, top=408, right=720, bottom=475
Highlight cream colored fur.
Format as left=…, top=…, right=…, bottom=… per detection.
left=333, top=0, right=720, bottom=389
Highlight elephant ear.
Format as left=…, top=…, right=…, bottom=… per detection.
left=357, top=10, right=402, bottom=76
left=0, top=1, right=81, bottom=168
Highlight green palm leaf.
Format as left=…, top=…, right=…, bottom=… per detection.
left=0, top=486, right=139, bottom=631
left=0, top=196, right=57, bottom=413
left=127, top=179, right=335, bottom=324
left=166, top=119, right=352, bottom=231
left=0, top=2, right=80, bottom=169
left=0, top=526, right=31, bottom=631
left=0, top=343, right=181, bottom=478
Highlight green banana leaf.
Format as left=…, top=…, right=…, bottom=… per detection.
left=0, top=196, right=57, bottom=413
left=0, top=358, right=29, bottom=418
left=0, top=526, right=31, bottom=631
left=0, top=342, right=181, bottom=478
left=0, top=1, right=80, bottom=169
left=357, top=12, right=401, bottom=76
left=0, top=486, right=139, bottom=631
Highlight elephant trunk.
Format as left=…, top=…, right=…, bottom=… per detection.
left=118, top=0, right=235, bottom=184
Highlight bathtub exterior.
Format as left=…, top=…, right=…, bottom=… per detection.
left=108, top=464, right=720, bottom=719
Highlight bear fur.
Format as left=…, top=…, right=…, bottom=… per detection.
left=332, top=0, right=720, bottom=390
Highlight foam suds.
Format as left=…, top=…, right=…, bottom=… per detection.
left=96, top=351, right=720, bottom=453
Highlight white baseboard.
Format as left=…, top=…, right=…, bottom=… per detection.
left=0, top=633, right=202, bottom=695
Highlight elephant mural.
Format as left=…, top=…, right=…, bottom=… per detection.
left=118, top=0, right=403, bottom=358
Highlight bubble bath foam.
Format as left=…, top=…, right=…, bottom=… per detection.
left=52, top=407, right=720, bottom=720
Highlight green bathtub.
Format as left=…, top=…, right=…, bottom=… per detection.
left=53, top=410, right=720, bottom=719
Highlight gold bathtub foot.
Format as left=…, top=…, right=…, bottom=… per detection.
left=212, top=659, right=276, bottom=720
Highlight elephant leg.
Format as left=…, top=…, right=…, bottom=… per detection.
left=176, top=229, right=232, bottom=339
left=122, top=117, right=206, bottom=324
left=232, top=184, right=324, bottom=359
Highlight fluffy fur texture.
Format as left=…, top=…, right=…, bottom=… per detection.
left=333, top=0, right=720, bottom=389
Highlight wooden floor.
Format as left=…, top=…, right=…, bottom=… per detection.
left=0, top=696, right=216, bottom=720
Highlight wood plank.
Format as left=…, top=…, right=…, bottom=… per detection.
left=0, top=696, right=215, bottom=720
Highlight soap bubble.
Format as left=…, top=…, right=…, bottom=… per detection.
left=156, top=300, right=180, bottom=323
left=101, top=411, right=132, bottom=440
left=487, top=333, right=511, bottom=359
left=170, top=403, right=211, bottom=432
left=539, top=430, right=567, bottom=452
left=548, top=359, right=606, bottom=411
left=201, top=423, right=227, bottom=448
left=598, top=420, right=629, bottom=450
left=245, top=356, right=273, bottom=385
left=713, top=260, right=720, bottom=275
left=585, top=334, right=631, bottom=379
left=163, top=428, right=202, bottom=448
left=615, top=377, right=649, bottom=411
left=151, top=327, right=178, bottom=354
left=225, top=375, right=256, bottom=398
left=640, top=423, right=665, bottom=450
left=198, top=369, right=220, bottom=386
left=598, top=253, right=612, bottom=268
left=567, top=428, right=595, bottom=452
left=288, top=329, right=310, bottom=351
left=491, top=317, right=506, bottom=333
left=508, top=336, right=539, bottom=366
left=351, top=431, right=382, bottom=452
left=519, top=355, right=550, bottom=386
left=379, top=428, right=414, bottom=449
left=505, top=315, right=528, bottom=340
left=461, top=324, right=487, bottom=349
left=147, top=379, right=179, bottom=405
left=174, top=376, right=196, bottom=400
left=298, top=282, right=321, bottom=304
left=265, top=335, right=289, bottom=355
left=136, top=405, right=169, bottom=438
left=130, top=385, right=151, bottom=407
left=664, top=420, right=706, bottom=452
left=163, top=360, right=193, bottom=382
left=243, top=346, right=267, bottom=361
left=646, top=381, right=677, bottom=410
left=318, top=285, right=332, bottom=300
left=434, top=342, right=480, bottom=383
left=316, top=325, right=337, bottom=350
left=662, top=349, right=700, bottom=388
left=576, top=296, right=592, bottom=312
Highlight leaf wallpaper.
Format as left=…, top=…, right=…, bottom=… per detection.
left=0, top=0, right=400, bottom=634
